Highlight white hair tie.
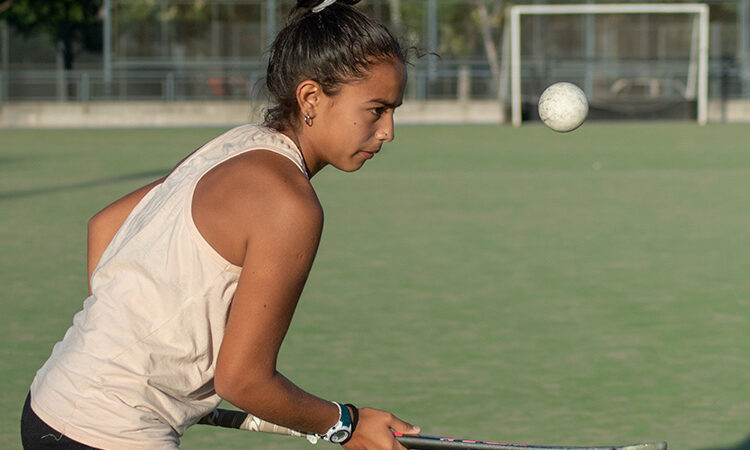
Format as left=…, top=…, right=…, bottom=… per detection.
left=312, top=0, right=337, bottom=13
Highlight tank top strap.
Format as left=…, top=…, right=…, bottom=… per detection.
left=178, top=124, right=308, bottom=180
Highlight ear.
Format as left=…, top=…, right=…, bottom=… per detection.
left=296, top=79, right=322, bottom=119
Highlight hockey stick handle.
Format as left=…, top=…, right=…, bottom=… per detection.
left=197, top=408, right=319, bottom=443
left=198, top=408, right=666, bottom=450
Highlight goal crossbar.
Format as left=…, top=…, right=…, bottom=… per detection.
left=511, top=4, right=708, bottom=15
left=507, top=3, right=710, bottom=126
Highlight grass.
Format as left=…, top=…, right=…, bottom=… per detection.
left=2, top=123, right=750, bottom=449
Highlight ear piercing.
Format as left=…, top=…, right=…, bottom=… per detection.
left=304, top=112, right=312, bottom=126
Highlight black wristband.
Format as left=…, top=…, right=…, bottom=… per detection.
left=344, top=403, right=359, bottom=437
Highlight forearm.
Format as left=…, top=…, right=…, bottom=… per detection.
left=87, top=177, right=165, bottom=293
left=216, top=370, right=339, bottom=435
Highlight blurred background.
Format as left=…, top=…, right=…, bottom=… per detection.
left=4, top=3, right=750, bottom=449
left=2, top=0, right=750, bottom=126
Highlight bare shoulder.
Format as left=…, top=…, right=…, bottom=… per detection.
left=193, top=150, right=322, bottom=266
left=199, top=150, right=320, bottom=214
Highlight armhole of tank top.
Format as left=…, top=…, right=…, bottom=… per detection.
left=183, top=145, right=307, bottom=274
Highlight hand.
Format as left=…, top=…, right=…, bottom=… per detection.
left=343, top=407, right=420, bottom=450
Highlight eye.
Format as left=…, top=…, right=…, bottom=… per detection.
left=369, top=107, right=387, bottom=118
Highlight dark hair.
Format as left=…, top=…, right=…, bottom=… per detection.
left=263, top=0, right=406, bottom=131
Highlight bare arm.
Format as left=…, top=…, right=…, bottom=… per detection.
left=199, top=152, right=417, bottom=448
left=87, top=177, right=165, bottom=294
left=203, top=152, right=335, bottom=432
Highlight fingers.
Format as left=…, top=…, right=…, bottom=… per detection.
left=388, top=414, right=421, bottom=436
left=343, top=407, right=419, bottom=450
left=390, top=416, right=421, bottom=450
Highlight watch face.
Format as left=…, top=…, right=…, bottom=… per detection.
left=330, top=429, right=351, bottom=444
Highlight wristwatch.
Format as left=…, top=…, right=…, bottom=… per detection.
left=320, top=402, right=354, bottom=444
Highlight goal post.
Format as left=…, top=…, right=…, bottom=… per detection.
left=505, top=3, right=710, bottom=126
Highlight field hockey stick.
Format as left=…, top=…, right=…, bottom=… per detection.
left=198, top=408, right=667, bottom=450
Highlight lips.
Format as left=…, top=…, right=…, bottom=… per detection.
left=359, top=145, right=382, bottom=159
left=360, top=148, right=380, bottom=159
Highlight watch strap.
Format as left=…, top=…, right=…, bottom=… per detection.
left=344, top=403, right=359, bottom=434
left=320, top=402, right=354, bottom=444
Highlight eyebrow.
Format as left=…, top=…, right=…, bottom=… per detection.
left=368, top=98, right=403, bottom=109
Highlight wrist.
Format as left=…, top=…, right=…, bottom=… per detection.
left=320, top=402, right=358, bottom=445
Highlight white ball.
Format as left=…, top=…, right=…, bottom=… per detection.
left=538, top=82, right=588, bottom=132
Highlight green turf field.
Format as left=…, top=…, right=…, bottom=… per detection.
left=2, top=123, right=750, bottom=450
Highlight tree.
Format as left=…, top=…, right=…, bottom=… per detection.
left=474, top=0, right=503, bottom=95
left=0, top=0, right=102, bottom=70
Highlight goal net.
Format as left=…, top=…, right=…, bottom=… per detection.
left=501, top=3, right=709, bottom=126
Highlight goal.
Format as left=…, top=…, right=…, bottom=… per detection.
left=502, top=3, right=710, bottom=126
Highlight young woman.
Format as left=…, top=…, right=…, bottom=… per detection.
left=21, top=1, right=419, bottom=448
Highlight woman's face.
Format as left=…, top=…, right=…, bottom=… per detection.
left=301, top=58, right=407, bottom=174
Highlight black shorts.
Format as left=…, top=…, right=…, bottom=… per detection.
left=20, top=393, right=100, bottom=450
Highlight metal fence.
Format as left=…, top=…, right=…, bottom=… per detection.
left=2, top=0, right=750, bottom=110
left=0, top=61, right=499, bottom=103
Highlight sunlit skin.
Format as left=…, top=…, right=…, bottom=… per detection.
left=284, top=57, right=407, bottom=176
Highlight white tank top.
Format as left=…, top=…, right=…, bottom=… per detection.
left=30, top=124, right=308, bottom=450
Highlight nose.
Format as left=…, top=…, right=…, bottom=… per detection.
left=376, top=115, right=395, bottom=143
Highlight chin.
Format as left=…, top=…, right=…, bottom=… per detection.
left=332, top=158, right=367, bottom=173
left=340, top=163, right=365, bottom=173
